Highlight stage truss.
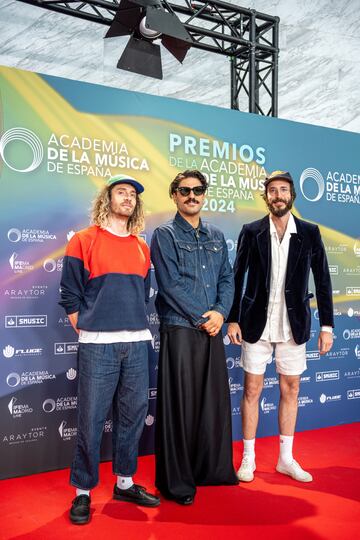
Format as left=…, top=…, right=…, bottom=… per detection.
left=15, top=0, right=279, bottom=115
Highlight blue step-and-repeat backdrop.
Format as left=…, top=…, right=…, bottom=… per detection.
left=0, top=66, right=359, bottom=479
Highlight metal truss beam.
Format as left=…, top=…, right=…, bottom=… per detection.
left=15, top=0, right=279, bottom=116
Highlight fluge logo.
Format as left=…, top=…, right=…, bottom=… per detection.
left=3, top=345, right=15, bottom=358
left=300, top=168, right=325, bottom=202
left=0, top=127, right=43, bottom=173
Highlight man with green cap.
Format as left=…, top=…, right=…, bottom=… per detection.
left=60, top=174, right=160, bottom=525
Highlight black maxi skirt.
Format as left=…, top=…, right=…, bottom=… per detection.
left=155, top=325, right=238, bottom=500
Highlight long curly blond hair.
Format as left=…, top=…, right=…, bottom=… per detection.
left=91, top=185, right=145, bottom=235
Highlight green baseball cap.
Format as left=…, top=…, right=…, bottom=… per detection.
left=108, top=174, right=144, bottom=194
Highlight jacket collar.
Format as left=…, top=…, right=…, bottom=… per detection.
left=256, top=217, right=271, bottom=289
left=256, top=213, right=304, bottom=288
left=174, top=211, right=208, bottom=235
left=286, top=215, right=304, bottom=285
left=259, top=213, right=302, bottom=235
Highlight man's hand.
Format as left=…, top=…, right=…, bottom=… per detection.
left=201, top=310, right=224, bottom=336
left=318, top=330, right=333, bottom=355
left=227, top=322, right=242, bottom=345
left=68, top=312, right=80, bottom=335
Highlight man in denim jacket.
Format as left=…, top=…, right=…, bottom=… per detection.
left=151, top=169, right=238, bottom=505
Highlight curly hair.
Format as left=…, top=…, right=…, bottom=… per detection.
left=169, top=169, right=208, bottom=197
left=91, top=185, right=145, bottom=235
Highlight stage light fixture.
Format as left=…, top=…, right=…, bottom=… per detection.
left=105, top=0, right=193, bottom=80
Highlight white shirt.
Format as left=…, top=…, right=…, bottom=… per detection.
left=260, top=214, right=332, bottom=343
left=78, top=329, right=152, bottom=344
left=260, top=214, right=297, bottom=342
left=78, top=227, right=152, bottom=344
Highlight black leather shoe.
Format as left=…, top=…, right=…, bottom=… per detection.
left=69, top=494, right=91, bottom=524
left=113, top=484, right=160, bottom=507
left=175, top=495, right=194, bottom=506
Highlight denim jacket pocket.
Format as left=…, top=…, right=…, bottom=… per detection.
left=204, top=241, right=223, bottom=254
left=177, top=240, right=198, bottom=269
left=204, top=241, right=223, bottom=273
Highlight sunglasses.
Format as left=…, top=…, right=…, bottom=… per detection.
left=175, top=185, right=207, bottom=196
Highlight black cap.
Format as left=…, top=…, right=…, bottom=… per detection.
left=264, top=170, right=293, bottom=190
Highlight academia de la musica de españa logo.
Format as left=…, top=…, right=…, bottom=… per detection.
left=0, top=127, right=43, bottom=173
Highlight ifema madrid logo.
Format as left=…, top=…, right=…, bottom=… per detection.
left=0, top=127, right=43, bottom=173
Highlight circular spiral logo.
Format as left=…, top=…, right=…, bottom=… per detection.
left=300, top=168, right=325, bottom=202
left=6, top=372, right=21, bottom=387
left=7, top=228, right=22, bottom=242
left=43, top=399, right=56, bottom=413
left=0, top=127, right=43, bottom=173
left=43, top=258, right=57, bottom=272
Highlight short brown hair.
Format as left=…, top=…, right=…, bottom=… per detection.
left=169, top=169, right=208, bottom=198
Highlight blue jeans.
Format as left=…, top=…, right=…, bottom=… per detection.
left=70, top=341, right=149, bottom=489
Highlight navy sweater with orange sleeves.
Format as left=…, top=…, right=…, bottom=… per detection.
left=59, top=225, right=151, bottom=331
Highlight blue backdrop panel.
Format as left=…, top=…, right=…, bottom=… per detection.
left=0, top=66, right=359, bottom=479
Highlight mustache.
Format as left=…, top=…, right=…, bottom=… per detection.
left=271, top=198, right=287, bottom=204
left=185, top=198, right=199, bottom=204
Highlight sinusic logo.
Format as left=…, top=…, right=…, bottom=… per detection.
left=0, top=128, right=43, bottom=173
left=299, top=168, right=325, bottom=202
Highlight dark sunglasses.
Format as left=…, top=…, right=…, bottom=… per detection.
left=175, top=185, right=207, bottom=196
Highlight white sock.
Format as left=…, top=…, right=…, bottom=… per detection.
left=76, top=488, right=90, bottom=497
left=279, top=434, right=294, bottom=465
left=243, top=438, right=255, bottom=461
left=117, top=475, right=134, bottom=490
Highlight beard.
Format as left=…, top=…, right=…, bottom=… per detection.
left=266, top=197, right=293, bottom=217
left=111, top=202, right=135, bottom=217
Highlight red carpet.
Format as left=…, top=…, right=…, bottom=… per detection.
left=1, top=423, right=359, bottom=540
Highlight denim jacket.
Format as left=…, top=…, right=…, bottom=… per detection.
left=150, top=212, right=234, bottom=329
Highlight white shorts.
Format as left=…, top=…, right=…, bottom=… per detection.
left=240, top=338, right=307, bottom=376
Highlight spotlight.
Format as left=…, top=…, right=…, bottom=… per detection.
left=105, top=0, right=193, bottom=79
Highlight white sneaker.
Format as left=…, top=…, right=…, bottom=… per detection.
left=237, top=455, right=256, bottom=482
left=276, top=459, right=313, bottom=482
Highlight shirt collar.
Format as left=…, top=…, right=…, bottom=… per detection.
left=269, top=212, right=297, bottom=236
left=105, top=226, right=130, bottom=238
